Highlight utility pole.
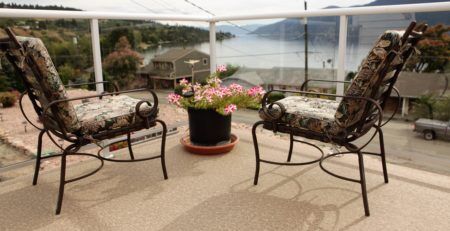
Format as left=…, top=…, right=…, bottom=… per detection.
left=304, top=0, right=309, bottom=90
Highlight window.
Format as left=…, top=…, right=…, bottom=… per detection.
left=203, top=58, right=208, bottom=65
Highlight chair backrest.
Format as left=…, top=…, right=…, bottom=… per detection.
left=334, top=22, right=426, bottom=136
left=0, top=28, right=80, bottom=133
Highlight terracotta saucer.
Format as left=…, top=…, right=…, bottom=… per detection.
left=180, top=134, right=239, bottom=155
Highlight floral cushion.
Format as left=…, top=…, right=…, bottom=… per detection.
left=260, top=96, right=340, bottom=134
left=9, top=37, right=81, bottom=132
left=74, top=95, right=153, bottom=134
left=335, top=30, right=403, bottom=129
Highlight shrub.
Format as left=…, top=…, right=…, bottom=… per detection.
left=412, top=94, right=437, bottom=119
left=174, top=84, right=184, bottom=95
left=267, top=92, right=285, bottom=103
left=412, top=94, right=450, bottom=121
left=0, top=92, right=17, bottom=107
left=434, top=96, right=450, bottom=121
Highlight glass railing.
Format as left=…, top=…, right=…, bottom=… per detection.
left=0, top=2, right=449, bottom=175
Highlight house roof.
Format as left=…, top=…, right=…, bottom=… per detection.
left=393, top=72, right=449, bottom=98
left=222, top=70, right=264, bottom=86
left=225, top=67, right=337, bottom=88
left=224, top=67, right=449, bottom=99
left=151, top=48, right=208, bottom=62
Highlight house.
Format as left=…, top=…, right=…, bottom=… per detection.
left=137, top=48, right=211, bottom=89
left=223, top=67, right=337, bottom=91
left=223, top=67, right=449, bottom=118
left=389, top=72, right=449, bottom=117
left=221, top=71, right=266, bottom=89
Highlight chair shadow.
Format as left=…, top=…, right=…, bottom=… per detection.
left=227, top=164, right=383, bottom=230
left=0, top=181, right=109, bottom=230
left=160, top=192, right=337, bottom=231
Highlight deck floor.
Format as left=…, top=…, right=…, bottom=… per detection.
left=1, top=128, right=449, bottom=230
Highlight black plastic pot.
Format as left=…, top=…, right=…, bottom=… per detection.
left=188, top=107, right=231, bottom=145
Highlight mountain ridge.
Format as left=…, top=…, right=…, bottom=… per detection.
left=251, top=0, right=450, bottom=41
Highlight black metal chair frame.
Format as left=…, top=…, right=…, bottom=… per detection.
left=253, top=22, right=426, bottom=216
left=0, top=28, right=168, bottom=215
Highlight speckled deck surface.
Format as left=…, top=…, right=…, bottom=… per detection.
left=1, top=128, right=449, bottom=230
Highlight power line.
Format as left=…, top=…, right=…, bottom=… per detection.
left=182, top=0, right=254, bottom=34
left=217, top=50, right=320, bottom=59
left=129, top=0, right=158, bottom=13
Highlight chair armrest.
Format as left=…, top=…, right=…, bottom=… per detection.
left=19, top=91, right=44, bottom=131
left=42, top=88, right=159, bottom=134
left=301, top=79, right=351, bottom=91
left=260, top=89, right=383, bottom=128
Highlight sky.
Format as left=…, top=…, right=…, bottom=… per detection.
left=4, top=0, right=375, bottom=15
left=3, top=0, right=375, bottom=25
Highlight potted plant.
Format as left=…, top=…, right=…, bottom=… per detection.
left=168, top=65, right=265, bottom=146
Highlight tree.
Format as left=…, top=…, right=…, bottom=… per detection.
left=413, top=94, right=436, bottom=119
left=406, top=24, right=450, bottom=73
left=0, top=56, right=24, bottom=92
left=413, top=94, right=450, bottom=121
left=103, top=36, right=143, bottom=88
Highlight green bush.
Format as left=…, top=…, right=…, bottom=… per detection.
left=0, top=92, right=17, bottom=107
left=434, top=96, right=450, bottom=121
left=412, top=94, right=437, bottom=119
left=412, top=94, right=450, bottom=121
left=267, top=92, right=285, bottom=103
left=174, top=84, right=184, bottom=95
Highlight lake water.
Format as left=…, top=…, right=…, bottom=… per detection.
left=143, top=34, right=371, bottom=71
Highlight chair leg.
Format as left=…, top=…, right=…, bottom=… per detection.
left=56, top=144, right=73, bottom=215
left=357, top=150, right=370, bottom=216
left=157, top=120, right=168, bottom=180
left=376, top=126, right=389, bottom=183
left=287, top=132, right=294, bottom=162
left=33, top=129, right=46, bottom=186
left=252, top=121, right=264, bottom=185
left=127, top=133, right=135, bottom=160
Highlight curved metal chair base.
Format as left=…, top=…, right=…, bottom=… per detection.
left=252, top=121, right=324, bottom=186
left=38, top=152, right=104, bottom=184
left=319, top=152, right=363, bottom=183
left=96, top=147, right=163, bottom=163
left=252, top=120, right=385, bottom=216
left=259, top=140, right=324, bottom=166
left=318, top=150, right=379, bottom=216
left=33, top=120, right=168, bottom=215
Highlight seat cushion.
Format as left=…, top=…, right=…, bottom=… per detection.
left=260, top=96, right=340, bottom=134
left=74, top=95, right=153, bottom=134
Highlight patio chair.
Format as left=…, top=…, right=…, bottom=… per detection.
left=0, top=28, right=168, bottom=215
left=253, top=21, right=426, bottom=216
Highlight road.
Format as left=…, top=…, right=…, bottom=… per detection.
left=130, top=90, right=450, bottom=175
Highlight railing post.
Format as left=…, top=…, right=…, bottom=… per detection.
left=209, top=21, right=217, bottom=73
left=90, top=19, right=104, bottom=93
left=336, top=15, right=348, bottom=96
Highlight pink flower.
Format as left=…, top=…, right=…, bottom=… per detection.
left=216, top=64, right=227, bottom=73
left=193, top=83, right=202, bottom=91
left=207, top=77, right=222, bottom=86
left=179, top=78, right=189, bottom=86
left=167, top=93, right=181, bottom=106
left=194, top=94, right=203, bottom=102
left=247, top=86, right=265, bottom=97
left=229, top=83, right=243, bottom=93
left=224, top=104, right=237, bottom=114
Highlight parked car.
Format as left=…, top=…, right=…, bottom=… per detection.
left=413, top=118, right=450, bottom=140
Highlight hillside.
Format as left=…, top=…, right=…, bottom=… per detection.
left=251, top=0, right=450, bottom=41
left=0, top=2, right=81, bottom=11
